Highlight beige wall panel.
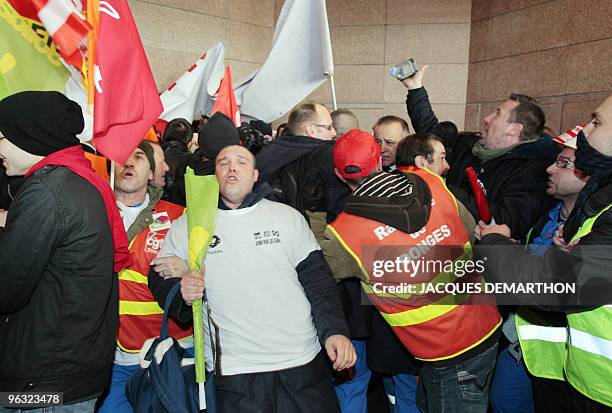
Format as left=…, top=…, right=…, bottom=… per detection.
left=144, top=47, right=202, bottom=91
left=130, top=1, right=229, bottom=53
left=344, top=107, right=386, bottom=131
left=561, top=93, right=610, bottom=131
left=563, top=38, right=612, bottom=95
left=228, top=21, right=273, bottom=63
left=468, top=19, right=489, bottom=63
left=464, top=101, right=499, bottom=133
left=429, top=104, right=466, bottom=130
left=274, top=0, right=284, bottom=22
left=226, top=59, right=260, bottom=82
left=309, top=65, right=385, bottom=104
left=569, top=0, right=612, bottom=43
left=386, top=0, right=471, bottom=24
left=231, top=0, right=275, bottom=28
left=128, top=0, right=230, bottom=18
left=132, top=1, right=229, bottom=54
left=471, top=0, right=553, bottom=21
left=384, top=64, right=468, bottom=104
left=385, top=24, right=471, bottom=64
left=538, top=99, right=564, bottom=135
left=474, top=0, right=570, bottom=62
left=326, top=0, right=386, bottom=26
left=466, top=47, right=566, bottom=103
left=331, top=26, right=386, bottom=65
left=382, top=103, right=466, bottom=131
left=381, top=104, right=413, bottom=130
left=463, top=103, right=481, bottom=132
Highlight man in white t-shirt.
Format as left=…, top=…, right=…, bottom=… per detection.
left=150, top=144, right=355, bottom=412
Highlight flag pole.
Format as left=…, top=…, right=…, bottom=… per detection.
left=326, top=70, right=338, bottom=110
left=110, top=161, right=115, bottom=190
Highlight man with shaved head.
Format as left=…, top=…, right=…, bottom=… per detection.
left=149, top=144, right=355, bottom=412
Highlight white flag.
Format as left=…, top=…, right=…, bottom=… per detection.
left=237, top=0, right=334, bottom=122
left=159, top=42, right=225, bottom=121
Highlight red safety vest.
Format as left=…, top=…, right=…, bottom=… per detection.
left=117, top=200, right=193, bottom=352
left=328, top=167, right=501, bottom=361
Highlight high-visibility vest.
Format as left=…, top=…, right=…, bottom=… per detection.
left=515, top=307, right=567, bottom=380
left=117, top=200, right=193, bottom=352
left=565, top=204, right=612, bottom=407
left=328, top=167, right=501, bottom=361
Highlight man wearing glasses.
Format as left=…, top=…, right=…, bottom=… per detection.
left=476, top=95, right=612, bottom=412
left=256, top=102, right=350, bottom=240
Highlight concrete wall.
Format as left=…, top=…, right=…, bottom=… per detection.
left=300, top=0, right=472, bottom=131
left=129, top=0, right=472, bottom=132
left=128, top=0, right=275, bottom=96
left=466, top=0, right=612, bottom=135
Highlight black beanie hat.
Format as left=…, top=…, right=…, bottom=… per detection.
left=0, top=91, right=83, bottom=156
left=137, top=140, right=156, bottom=174
left=249, top=119, right=272, bottom=136
left=197, top=112, right=240, bottom=160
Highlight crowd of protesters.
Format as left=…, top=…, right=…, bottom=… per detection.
left=0, top=64, right=611, bottom=413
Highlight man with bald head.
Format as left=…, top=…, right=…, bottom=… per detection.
left=149, top=144, right=355, bottom=412
left=477, top=95, right=612, bottom=410
left=256, top=103, right=350, bottom=240
left=332, top=108, right=359, bottom=138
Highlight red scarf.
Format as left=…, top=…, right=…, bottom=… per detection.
left=26, top=146, right=132, bottom=272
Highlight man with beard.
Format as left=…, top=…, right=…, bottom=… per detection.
left=97, top=141, right=190, bottom=412
left=402, top=66, right=557, bottom=239
left=477, top=95, right=612, bottom=411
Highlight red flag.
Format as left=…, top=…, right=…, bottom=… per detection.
left=465, top=166, right=492, bottom=224
left=8, top=0, right=92, bottom=70
left=92, top=0, right=162, bottom=164
left=212, top=65, right=240, bottom=127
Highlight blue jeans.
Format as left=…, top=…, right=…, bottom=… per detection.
left=490, top=344, right=534, bottom=413
left=96, top=363, right=139, bottom=413
left=416, top=342, right=498, bottom=413
left=334, top=340, right=371, bottom=413
left=382, top=374, right=419, bottom=413
left=0, top=398, right=96, bottom=413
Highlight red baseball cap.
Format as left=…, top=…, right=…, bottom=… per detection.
left=334, top=129, right=381, bottom=179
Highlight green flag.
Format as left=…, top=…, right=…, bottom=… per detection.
left=184, top=167, right=219, bottom=409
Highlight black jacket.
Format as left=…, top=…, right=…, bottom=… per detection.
left=255, top=135, right=349, bottom=223
left=476, top=183, right=612, bottom=309
left=0, top=166, right=117, bottom=402
left=162, top=140, right=192, bottom=206
left=407, top=87, right=559, bottom=239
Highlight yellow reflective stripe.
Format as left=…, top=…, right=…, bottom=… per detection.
left=570, top=204, right=612, bottom=243
left=360, top=242, right=472, bottom=300
left=119, top=301, right=164, bottom=316
left=326, top=224, right=371, bottom=281
left=380, top=292, right=467, bottom=327
left=118, top=269, right=149, bottom=285
left=379, top=278, right=485, bottom=327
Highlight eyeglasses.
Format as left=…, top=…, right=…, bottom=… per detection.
left=312, top=123, right=334, bottom=131
left=555, top=159, right=575, bottom=169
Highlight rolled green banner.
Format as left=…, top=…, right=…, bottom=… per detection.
left=184, top=167, right=219, bottom=408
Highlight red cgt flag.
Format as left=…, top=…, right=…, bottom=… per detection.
left=465, top=166, right=492, bottom=224
left=92, top=0, right=162, bottom=164
left=212, top=65, right=240, bottom=127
